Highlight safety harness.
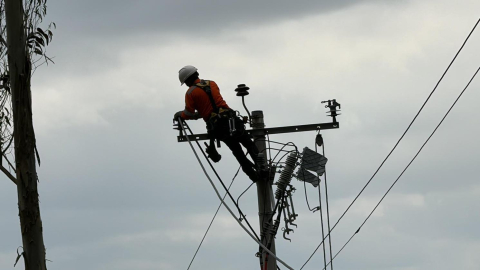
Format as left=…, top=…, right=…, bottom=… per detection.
left=192, top=80, right=243, bottom=162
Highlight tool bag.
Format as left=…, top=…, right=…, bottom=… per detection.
left=207, top=108, right=245, bottom=140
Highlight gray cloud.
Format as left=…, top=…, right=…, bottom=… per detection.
left=42, top=0, right=403, bottom=76
left=2, top=0, right=480, bottom=269
left=49, top=0, right=393, bottom=37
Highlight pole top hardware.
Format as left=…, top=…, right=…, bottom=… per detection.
left=173, top=119, right=182, bottom=130
left=173, top=119, right=184, bottom=137
left=235, top=84, right=253, bottom=127
left=235, top=84, right=250, bottom=96
left=321, top=99, right=341, bottom=123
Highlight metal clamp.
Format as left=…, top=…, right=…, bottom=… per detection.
left=228, top=117, right=236, bottom=136
left=282, top=226, right=294, bottom=242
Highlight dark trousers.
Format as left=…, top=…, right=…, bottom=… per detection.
left=221, top=132, right=259, bottom=178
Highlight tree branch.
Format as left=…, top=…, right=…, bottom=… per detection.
left=3, top=153, right=16, bottom=172
left=1, top=164, right=17, bottom=184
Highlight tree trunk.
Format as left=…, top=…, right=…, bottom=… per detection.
left=5, top=0, right=47, bottom=269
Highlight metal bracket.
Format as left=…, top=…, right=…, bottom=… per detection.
left=177, top=121, right=339, bottom=142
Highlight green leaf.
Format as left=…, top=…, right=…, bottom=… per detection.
left=34, top=48, right=43, bottom=55
left=27, top=33, right=36, bottom=43
left=37, top=28, right=49, bottom=41
left=35, top=36, right=45, bottom=47
left=47, top=30, right=53, bottom=45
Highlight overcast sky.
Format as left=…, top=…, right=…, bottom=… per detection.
left=1, top=0, right=480, bottom=269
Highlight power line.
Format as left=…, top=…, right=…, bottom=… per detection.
left=183, top=120, right=271, bottom=268
left=236, top=181, right=255, bottom=218
left=182, top=121, right=261, bottom=242
left=303, top=180, right=316, bottom=212
left=300, top=17, right=479, bottom=270
left=187, top=167, right=241, bottom=270
left=316, top=176, right=328, bottom=270
left=321, top=65, right=480, bottom=270
left=182, top=125, right=297, bottom=269
left=319, top=137, right=334, bottom=270
left=178, top=119, right=294, bottom=270
left=299, top=140, right=328, bottom=267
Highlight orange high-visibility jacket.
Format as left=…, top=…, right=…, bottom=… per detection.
left=181, top=79, right=230, bottom=121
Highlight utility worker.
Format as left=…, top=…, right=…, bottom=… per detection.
left=173, top=65, right=261, bottom=182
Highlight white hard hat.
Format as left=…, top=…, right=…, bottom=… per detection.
left=178, top=65, right=198, bottom=85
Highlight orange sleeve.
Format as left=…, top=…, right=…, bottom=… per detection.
left=181, top=92, right=196, bottom=119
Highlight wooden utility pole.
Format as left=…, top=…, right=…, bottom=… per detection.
left=251, top=110, right=277, bottom=270
left=5, top=0, right=47, bottom=268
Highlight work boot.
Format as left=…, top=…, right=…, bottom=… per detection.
left=205, top=143, right=221, bottom=162
left=244, top=167, right=259, bottom=183
left=248, top=173, right=259, bottom=183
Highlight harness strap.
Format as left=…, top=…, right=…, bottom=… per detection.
left=192, top=80, right=222, bottom=148
left=196, top=80, right=219, bottom=114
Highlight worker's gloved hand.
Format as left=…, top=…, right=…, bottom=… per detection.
left=173, top=111, right=183, bottom=121
left=193, top=112, right=201, bottom=120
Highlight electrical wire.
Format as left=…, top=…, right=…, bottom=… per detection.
left=331, top=16, right=479, bottom=235
left=272, top=144, right=298, bottom=163
left=183, top=121, right=267, bottom=268
left=234, top=141, right=294, bottom=216
left=301, top=133, right=332, bottom=269
left=313, top=133, right=334, bottom=270
left=298, top=153, right=318, bottom=212
left=320, top=141, right=334, bottom=270
left=265, top=147, right=296, bottom=153
left=256, top=135, right=299, bottom=269
left=182, top=121, right=261, bottom=241
left=320, top=66, right=480, bottom=269
left=303, top=180, right=315, bottom=212
left=235, top=139, right=294, bottom=215
left=187, top=166, right=241, bottom=270
left=300, top=18, right=480, bottom=270
left=274, top=150, right=298, bottom=169
left=267, top=133, right=273, bottom=165
left=316, top=179, right=328, bottom=270
left=255, top=139, right=296, bottom=146
left=254, top=138, right=298, bottom=161
left=236, top=181, right=255, bottom=218
left=178, top=119, right=294, bottom=270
